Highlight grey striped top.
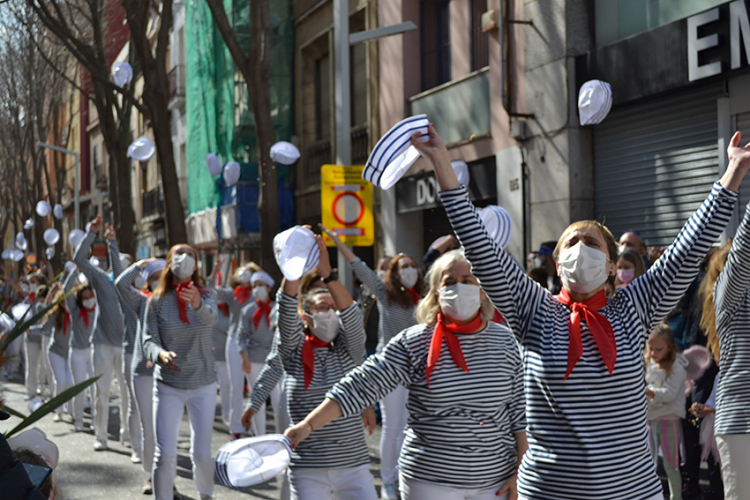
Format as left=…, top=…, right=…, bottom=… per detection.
left=115, top=264, right=154, bottom=376
left=24, top=300, right=46, bottom=343
left=714, top=201, right=750, bottom=434
left=350, top=259, right=417, bottom=352
left=38, top=313, right=70, bottom=360
left=110, top=242, right=138, bottom=354
left=215, top=286, right=253, bottom=340
left=143, top=287, right=218, bottom=389
left=248, top=330, right=285, bottom=411
left=74, top=230, right=125, bottom=347
left=276, top=289, right=369, bottom=469
left=64, top=271, right=94, bottom=349
left=237, top=300, right=278, bottom=363
left=213, top=306, right=230, bottom=362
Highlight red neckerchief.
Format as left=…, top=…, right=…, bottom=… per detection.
left=78, top=307, right=94, bottom=327
left=406, top=288, right=420, bottom=305
left=302, top=333, right=330, bottom=391
left=63, top=311, right=71, bottom=335
left=555, top=288, right=616, bottom=380
left=252, top=299, right=272, bottom=329
left=27, top=293, right=36, bottom=303
left=234, top=285, right=252, bottom=305
left=491, top=309, right=506, bottom=325
left=140, top=290, right=151, bottom=297
left=217, top=303, right=229, bottom=316
left=172, top=282, right=191, bottom=324
left=425, top=312, right=483, bottom=386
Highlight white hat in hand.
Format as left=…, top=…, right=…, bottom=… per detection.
left=363, top=114, right=429, bottom=189
left=215, top=434, right=292, bottom=488
left=273, top=226, right=320, bottom=281
left=451, top=160, right=470, bottom=187
left=8, top=428, right=60, bottom=469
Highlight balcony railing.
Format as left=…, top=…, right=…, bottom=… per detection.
left=304, top=138, right=332, bottom=183
left=168, top=64, right=186, bottom=102
left=142, top=188, right=164, bottom=218
left=351, top=125, right=369, bottom=165
left=409, top=67, right=491, bottom=146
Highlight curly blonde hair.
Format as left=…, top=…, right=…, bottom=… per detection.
left=415, top=250, right=494, bottom=325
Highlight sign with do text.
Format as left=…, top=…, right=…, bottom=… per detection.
left=321, top=165, right=374, bottom=247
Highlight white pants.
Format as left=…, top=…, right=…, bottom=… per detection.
left=289, top=465, right=378, bottom=500
left=152, top=380, right=215, bottom=500
left=123, top=352, right=140, bottom=453
left=226, top=339, right=246, bottom=434
left=215, top=361, right=231, bottom=423
left=48, top=351, right=73, bottom=417
left=69, top=346, right=93, bottom=423
left=132, top=374, right=155, bottom=474
left=41, top=335, right=53, bottom=389
left=716, top=433, right=750, bottom=500
left=380, top=384, right=408, bottom=484
left=400, top=474, right=509, bottom=500
left=91, top=343, right=125, bottom=443
left=247, top=361, right=283, bottom=436
left=23, top=339, right=42, bottom=398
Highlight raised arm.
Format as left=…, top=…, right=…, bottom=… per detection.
left=106, top=224, right=124, bottom=278
left=73, top=217, right=109, bottom=288
left=715, top=202, right=750, bottom=322
left=276, top=285, right=305, bottom=361
left=63, top=270, right=79, bottom=315
left=115, top=263, right=147, bottom=312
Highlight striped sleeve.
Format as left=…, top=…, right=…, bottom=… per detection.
left=115, top=264, right=144, bottom=311
left=276, top=290, right=305, bottom=362
left=142, top=297, right=164, bottom=362
left=439, top=186, right=547, bottom=341
left=73, top=230, right=109, bottom=287
left=336, top=303, right=366, bottom=366
left=350, top=259, right=387, bottom=303
left=236, top=303, right=255, bottom=353
left=215, top=286, right=235, bottom=305
left=195, top=291, right=218, bottom=326
left=109, top=239, right=123, bottom=277
left=715, top=202, right=750, bottom=322
left=508, top=350, right=526, bottom=433
left=64, top=271, right=78, bottom=317
left=248, top=331, right=285, bottom=412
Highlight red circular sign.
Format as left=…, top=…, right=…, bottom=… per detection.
left=332, top=192, right=365, bottom=226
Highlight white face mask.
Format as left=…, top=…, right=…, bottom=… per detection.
left=557, top=241, right=610, bottom=294
left=171, top=253, right=196, bottom=279
left=149, top=280, right=160, bottom=291
left=237, top=269, right=252, bottom=284
left=439, top=283, right=482, bottom=321
left=119, top=255, right=131, bottom=269
left=82, top=298, right=97, bottom=310
left=29, top=283, right=39, bottom=294
left=399, top=267, right=419, bottom=289
left=134, top=276, right=147, bottom=290
left=253, top=285, right=269, bottom=302
left=310, top=309, right=340, bottom=343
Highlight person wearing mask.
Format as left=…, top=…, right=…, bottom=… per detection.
left=74, top=215, right=127, bottom=451
left=143, top=243, right=218, bottom=500
left=614, top=248, right=647, bottom=289
left=64, top=270, right=95, bottom=432
left=536, top=242, right=562, bottom=294
left=23, top=272, right=48, bottom=401
left=214, top=302, right=231, bottom=426
left=236, top=271, right=280, bottom=437
left=115, top=258, right=165, bottom=495
left=286, top=249, right=527, bottom=500
left=39, top=282, right=73, bottom=423
left=321, top=224, right=422, bottom=500
left=417, top=124, right=750, bottom=500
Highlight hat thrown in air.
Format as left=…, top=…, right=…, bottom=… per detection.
left=578, top=80, right=613, bottom=126
left=363, top=114, right=430, bottom=189
left=270, top=141, right=301, bottom=165
left=273, top=226, right=320, bottom=281
left=215, top=434, right=292, bottom=488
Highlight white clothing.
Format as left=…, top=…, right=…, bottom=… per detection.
left=400, top=473, right=509, bottom=500
left=91, top=343, right=126, bottom=443
left=48, top=351, right=73, bottom=417
left=69, top=346, right=93, bottom=423
left=132, top=374, right=155, bottom=473
left=380, top=384, right=408, bottom=484
left=248, top=361, right=282, bottom=435
left=123, top=352, right=141, bottom=453
left=41, top=335, right=53, bottom=391
left=646, top=354, right=688, bottom=420
left=716, top=433, right=750, bottom=500
left=23, top=338, right=42, bottom=398
left=226, top=338, right=246, bottom=434
left=216, top=361, right=231, bottom=424
left=289, top=464, right=378, bottom=500
left=152, top=380, right=215, bottom=500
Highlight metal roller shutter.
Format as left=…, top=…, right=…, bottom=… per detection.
left=593, top=85, right=723, bottom=247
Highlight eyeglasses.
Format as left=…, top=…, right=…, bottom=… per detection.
left=308, top=303, right=333, bottom=314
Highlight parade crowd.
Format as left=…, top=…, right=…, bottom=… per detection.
left=4, top=127, right=750, bottom=500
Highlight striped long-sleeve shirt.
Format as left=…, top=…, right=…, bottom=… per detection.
left=248, top=330, right=285, bottom=411
left=214, top=287, right=253, bottom=341
left=276, top=289, right=369, bottom=469
left=110, top=242, right=138, bottom=354
left=143, top=288, right=218, bottom=390
left=74, top=231, right=125, bottom=346
left=115, top=264, right=153, bottom=376
left=237, top=300, right=278, bottom=363
left=439, top=182, right=736, bottom=500
left=714, top=201, right=750, bottom=434
left=328, top=321, right=525, bottom=489
left=45, top=312, right=70, bottom=360
left=64, top=271, right=93, bottom=349
left=213, top=306, right=230, bottom=362
left=350, top=259, right=417, bottom=351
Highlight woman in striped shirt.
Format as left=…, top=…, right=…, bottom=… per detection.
left=272, top=234, right=377, bottom=500
left=64, top=267, right=95, bottom=433
left=414, top=125, right=750, bottom=500
left=143, top=243, right=218, bottom=500
left=321, top=224, right=422, bottom=499
left=40, top=282, right=73, bottom=422
left=701, top=200, right=750, bottom=500
left=23, top=272, right=49, bottom=400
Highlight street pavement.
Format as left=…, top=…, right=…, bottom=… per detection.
left=0, top=375, right=383, bottom=500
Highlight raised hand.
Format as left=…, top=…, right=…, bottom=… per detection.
left=88, top=215, right=103, bottom=234
left=314, top=235, right=332, bottom=278
left=411, top=123, right=448, bottom=162
left=104, top=223, right=116, bottom=241
left=178, top=281, right=202, bottom=309
left=721, top=131, right=750, bottom=191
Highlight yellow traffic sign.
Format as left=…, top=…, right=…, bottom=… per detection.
left=321, top=165, right=374, bottom=247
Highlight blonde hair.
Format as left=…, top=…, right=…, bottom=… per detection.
left=647, top=323, right=679, bottom=376
left=415, top=250, right=494, bottom=325
left=699, top=242, right=731, bottom=363
left=228, top=262, right=263, bottom=288
left=553, top=220, right=618, bottom=262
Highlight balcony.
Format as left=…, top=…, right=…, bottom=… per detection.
left=303, top=138, right=332, bottom=185
left=409, top=67, right=491, bottom=147
left=351, top=125, right=369, bottom=165
left=142, top=188, right=164, bottom=219
left=168, top=64, right=186, bottom=110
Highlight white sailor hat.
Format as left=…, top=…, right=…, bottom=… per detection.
left=16, top=232, right=27, bottom=251
left=128, top=136, right=156, bottom=162
left=45, top=247, right=55, bottom=260
left=44, top=228, right=60, bottom=246
left=53, top=204, right=63, bottom=219
left=578, top=80, right=612, bottom=126
left=215, top=434, right=292, bottom=488
left=206, top=153, right=222, bottom=176
left=68, top=229, right=85, bottom=249
left=270, top=141, right=301, bottom=165
left=142, top=259, right=166, bottom=280
left=36, top=201, right=51, bottom=217
left=11, top=250, right=25, bottom=262
left=273, top=226, right=320, bottom=281
left=112, top=61, right=133, bottom=87
left=451, top=160, right=470, bottom=187
left=363, top=114, right=430, bottom=189
left=23, top=219, right=34, bottom=230
left=478, top=205, right=513, bottom=249
left=224, top=161, right=241, bottom=186
left=8, top=428, right=60, bottom=469
left=251, top=271, right=275, bottom=288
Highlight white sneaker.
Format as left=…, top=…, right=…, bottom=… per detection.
left=93, top=440, right=107, bottom=451
left=199, top=494, right=212, bottom=500
left=131, top=451, right=142, bottom=464
left=381, top=482, right=399, bottom=500
left=74, top=421, right=85, bottom=432
left=52, top=414, right=62, bottom=422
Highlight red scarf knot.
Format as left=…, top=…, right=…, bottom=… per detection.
left=302, top=333, right=330, bottom=391
left=172, top=283, right=191, bottom=324
left=78, top=307, right=94, bottom=327
left=217, top=303, right=229, bottom=316
left=234, top=285, right=252, bottom=305
left=27, top=293, right=36, bottom=303
left=405, top=288, right=421, bottom=306
left=252, top=300, right=272, bottom=330
left=556, top=289, right=617, bottom=380
left=140, top=290, right=151, bottom=297
left=425, top=312, right=483, bottom=387
left=63, top=311, right=71, bottom=336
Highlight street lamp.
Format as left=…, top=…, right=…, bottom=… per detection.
left=37, top=142, right=80, bottom=230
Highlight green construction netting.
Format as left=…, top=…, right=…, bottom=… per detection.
left=185, top=0, right=294, bottom=214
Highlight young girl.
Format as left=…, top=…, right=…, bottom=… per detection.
left=645, top=323, right=688, bottom=500
left=614, top=247, right=647, bottom=289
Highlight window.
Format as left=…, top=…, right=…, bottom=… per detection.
left=471, top=0, right=489, bottom=70
left=421, top=0, right=451, bottom=91
left=315, top=54, right=331, bottom=140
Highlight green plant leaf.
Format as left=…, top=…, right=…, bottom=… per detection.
left=0, top=290, right=73, bottom=352
left=3, top=375, right=100, bottom=438
left=1, top=405, right=27, bottom=419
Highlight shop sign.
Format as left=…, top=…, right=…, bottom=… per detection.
left=688, top=0, right=750, bottom=81
left=320, top=165, right=374, bottom=247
